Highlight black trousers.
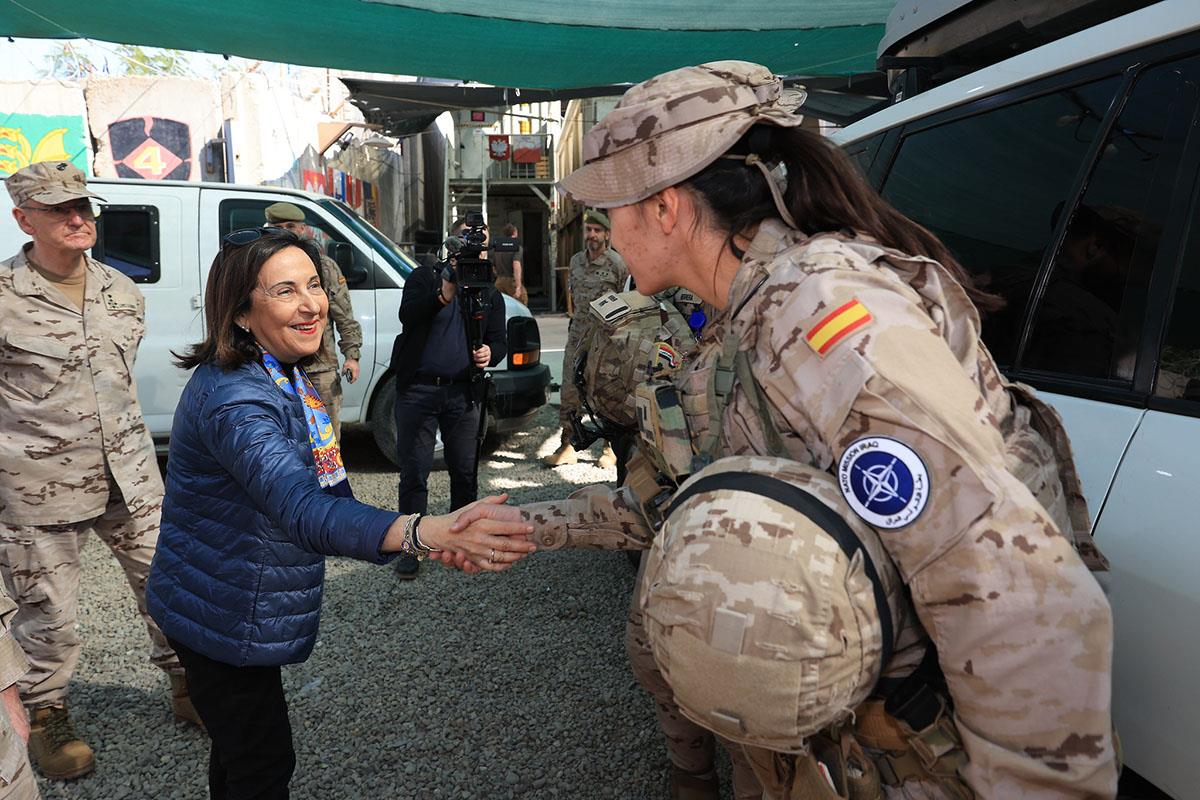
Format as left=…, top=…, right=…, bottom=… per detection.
left=169, top=638, right=295, bottom=800
left=394, top=382, right=482, bottom=514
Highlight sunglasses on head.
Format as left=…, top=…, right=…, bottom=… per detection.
left=222, top=226, right=292, bottom=247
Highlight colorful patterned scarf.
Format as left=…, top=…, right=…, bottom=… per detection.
left=261, top=351, right=352, bottom=497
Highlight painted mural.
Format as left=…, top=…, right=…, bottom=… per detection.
left=0, top=113, right=88, bottom=177
left=108, top=116, right=191, bottom=180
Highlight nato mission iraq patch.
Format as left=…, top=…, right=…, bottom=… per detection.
left=837, top=436, right=930, bottom=529
left=805, top=298, right=872, bottom=357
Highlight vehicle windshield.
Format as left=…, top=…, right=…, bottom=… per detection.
left=318, top=198, right=416, bottom=277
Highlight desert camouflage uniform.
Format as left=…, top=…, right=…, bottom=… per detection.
left=559, top=248, right=628, bottom=442
left=523, top=221, right=1117, bottom=798
left=0, top=584, right=37, bottom=799
left=307, top=253, right=362, bottom=441
left=0, top=245, right=179, bottom=709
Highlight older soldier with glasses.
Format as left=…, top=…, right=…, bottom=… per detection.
left=0, top=162, right=199, bottom=782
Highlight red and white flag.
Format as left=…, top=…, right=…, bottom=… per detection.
left=488, top=135, right=510, bottom=160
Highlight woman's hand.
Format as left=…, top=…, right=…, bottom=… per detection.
left=421, top=494, right=535, bottom=573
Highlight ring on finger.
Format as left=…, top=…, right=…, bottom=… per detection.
left=490, top=548, right=496, bottom=564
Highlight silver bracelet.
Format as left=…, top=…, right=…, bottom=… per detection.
left=412, top=516, right=443, bottom=554
left=399, top=513, right=422, bottom=557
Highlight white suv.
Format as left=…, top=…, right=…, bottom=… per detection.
left=832, top=3, right=1200, bottom=797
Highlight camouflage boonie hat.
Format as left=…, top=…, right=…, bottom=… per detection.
left=578, top=289, right=694, bottom=429
left=639, top=455, right=905, bottom=753
left=558, top=61, right=805, bottom=208
left=6, top=161, right=105, bottom=206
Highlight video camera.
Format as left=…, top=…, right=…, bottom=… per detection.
left=441, top=211, right=518, bottom=290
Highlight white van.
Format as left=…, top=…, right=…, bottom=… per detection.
left=0, top=179, right=550, bottom=463
left=832, top=2, right=1200, bottom=797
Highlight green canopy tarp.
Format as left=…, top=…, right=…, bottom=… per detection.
left=0, top=0, right=892, bottom=88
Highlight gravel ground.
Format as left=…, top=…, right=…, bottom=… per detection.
left=37, top=400, right=736, bottom=800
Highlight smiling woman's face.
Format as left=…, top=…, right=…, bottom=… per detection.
left=237, top=246, right=328, bottom=364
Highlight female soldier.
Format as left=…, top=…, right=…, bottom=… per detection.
left=458, top=61, right=1117, bottom=799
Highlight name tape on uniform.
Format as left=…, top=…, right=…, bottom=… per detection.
left=805, top=298, right=872, bottom=357
left=837, top=436, right=929, bottom=529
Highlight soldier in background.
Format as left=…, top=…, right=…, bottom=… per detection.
left=264, top=202, right=362, bottom=440
left=543, top=209, right=628, bottom=468
left=493, top=222, right=528, bottom=305
left=0, top=163, right=198, bottom=781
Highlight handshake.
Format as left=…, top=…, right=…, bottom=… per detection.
left=383, top=495, right=536, bottom=574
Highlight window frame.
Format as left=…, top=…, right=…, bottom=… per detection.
left=91, top=203, right=161, bottom=284
left=863, top=31, right=1200, bottom=413
left=215, top=198, right=376, bottom=290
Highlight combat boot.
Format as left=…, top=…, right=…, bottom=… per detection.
left=597, top=444, right=617, bottom=469
left=670, top=766, right=719, bottom=800
left=542, top=443, right=578, bottom=467
left=28, top=704, right=95, bottom=780
left=170, top=673, right=204, bottom=728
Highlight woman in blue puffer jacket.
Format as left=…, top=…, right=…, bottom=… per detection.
left=146, top=227, right=534, bottom=800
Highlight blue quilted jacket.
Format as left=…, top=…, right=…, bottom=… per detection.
left=147, top=360, right=398, bottom=667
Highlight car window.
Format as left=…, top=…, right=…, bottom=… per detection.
left=845, top=133, right=882, bottom=177
left=92, top=205, right=160, bottom=283
left=1025, top=55, right=1200, bottom=384
left=217, top=198, right=373, bottom=289
left=880, top=76, right=1121, bottom=366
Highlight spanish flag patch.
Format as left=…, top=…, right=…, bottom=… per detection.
left=805, top=299, right=873, bottom=357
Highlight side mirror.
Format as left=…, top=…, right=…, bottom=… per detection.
left=328, top=241, right=368, bottom=284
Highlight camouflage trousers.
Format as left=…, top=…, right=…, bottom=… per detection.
left=0, top=756, right=37, bottom=800
left=0, top=485, right=180, bottom=710
left=627, top=557, right=762, bottom=799
left=557, top=322, right=583, bottom=444
left=309, top=368, right=343, bottom=443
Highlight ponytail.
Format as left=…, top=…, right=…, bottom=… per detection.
left=684, top=126, right=1003, bottom=314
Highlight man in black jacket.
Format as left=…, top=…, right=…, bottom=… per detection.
left=390, top=221, right=507, bottom=578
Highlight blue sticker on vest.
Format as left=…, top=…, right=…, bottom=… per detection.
left=837, top=436, right=930, bottom=529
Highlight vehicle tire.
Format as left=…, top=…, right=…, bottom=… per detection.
left=369, top=375, right=445, bottom=470
left=370, top=375, right=400, bottom=467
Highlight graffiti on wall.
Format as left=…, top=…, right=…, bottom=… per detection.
left=0, top=114, right=88, bottom=177
left=108, top=116, right=191, bottom=180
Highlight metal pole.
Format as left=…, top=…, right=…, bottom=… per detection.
left=480, top=130, right=489, bottom=226
left=442, top=121, right=451, bottom=238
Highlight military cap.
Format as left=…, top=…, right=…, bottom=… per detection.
left=264, top=202, right=306, bottom=223
left=558, top=61, right=805, bottom=209
left=639, top=455, right=905, bottom=753
left=6, top=161, right=105, bottom=206
left=582, top=209, right=611, bottom=230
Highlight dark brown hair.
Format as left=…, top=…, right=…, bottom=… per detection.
left=683, top=125, right=1002, bottom=314
left=174, top=228, right=323, bottom=370
left=502, top=222, right=518, bottom=237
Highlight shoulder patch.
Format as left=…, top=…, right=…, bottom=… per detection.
left=654, top=341, right=680, bottom=370
left=837, top=436, right=929, bottom=529
left=589, top=291, right=631, bottom=323
left=805, top=298, right=872, bottom=357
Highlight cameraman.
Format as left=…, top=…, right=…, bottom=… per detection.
left=390, top=217, right=506, bottom=579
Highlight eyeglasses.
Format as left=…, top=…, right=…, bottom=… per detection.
left=20, top=201, right=100, bottom=220
left=222, top=226, right=294, bottom=247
